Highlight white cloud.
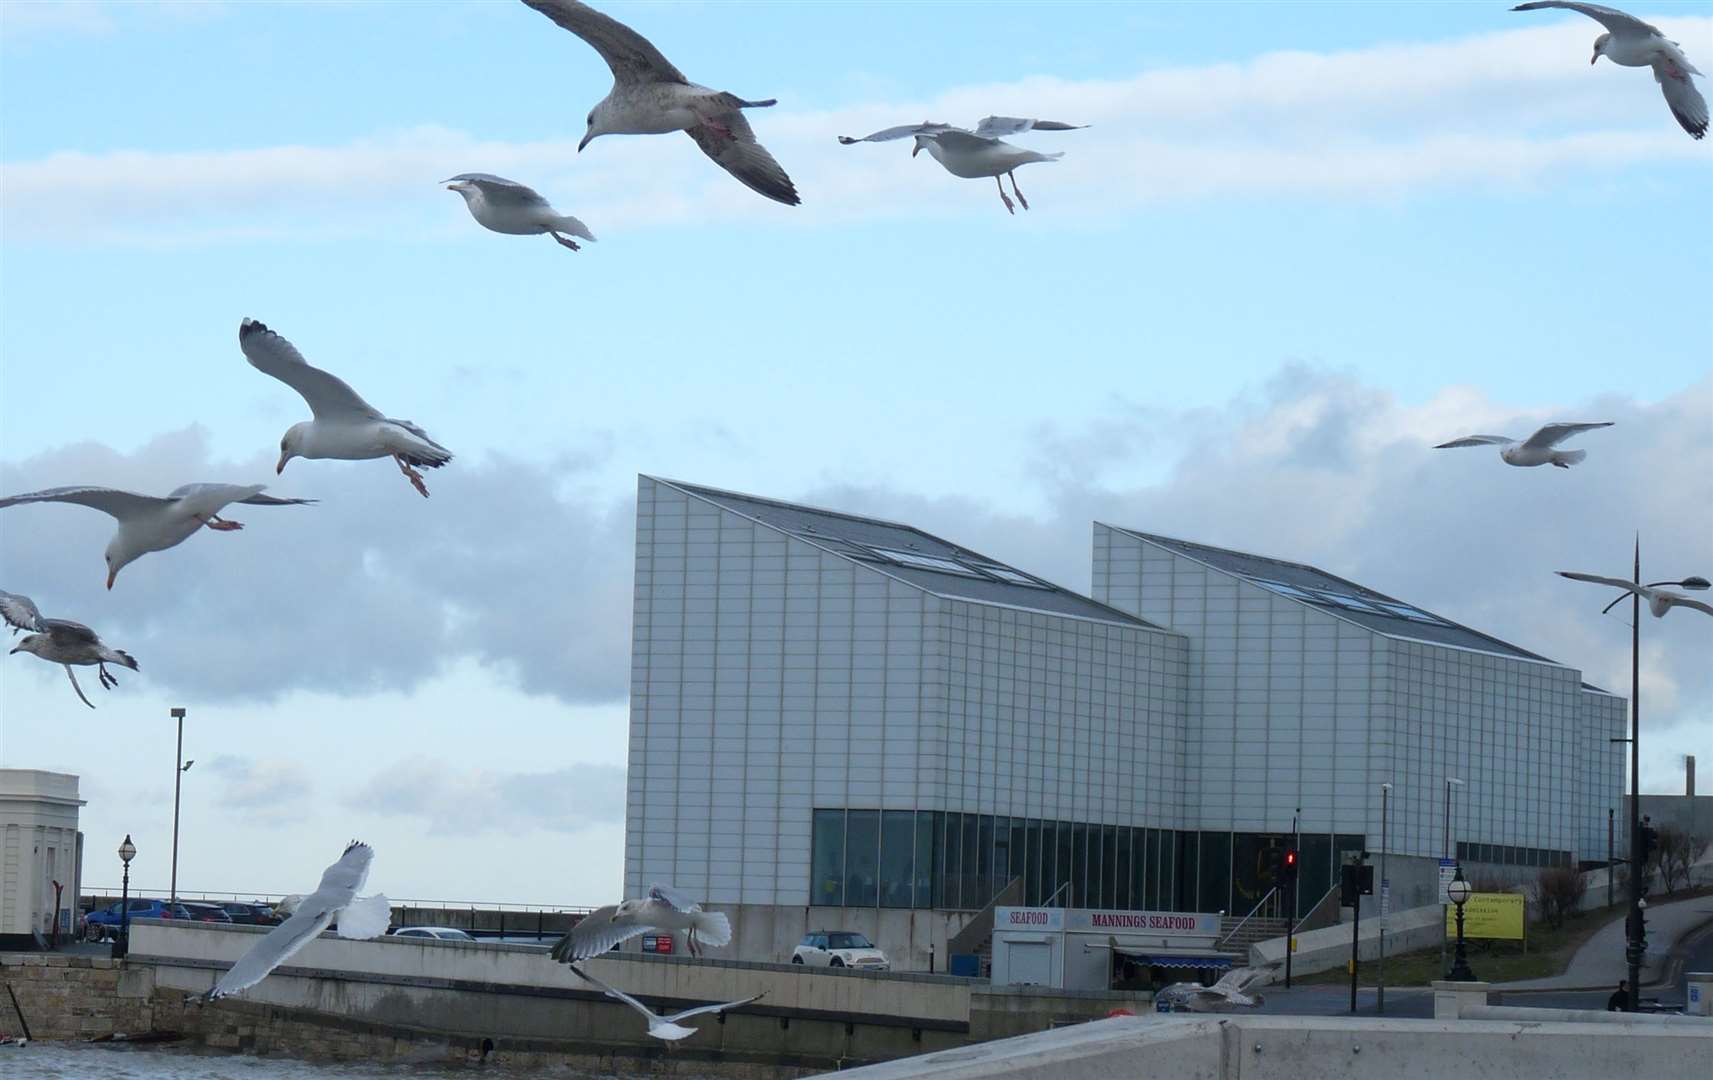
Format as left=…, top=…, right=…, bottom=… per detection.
left=204, top=753, right=313, bottom=822
left=3, top=16, right=1707, bottom=244
left=349, top=756, right=627, bottom=835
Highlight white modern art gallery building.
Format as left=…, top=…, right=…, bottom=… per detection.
left=622, top=477, right=1626, bottom=966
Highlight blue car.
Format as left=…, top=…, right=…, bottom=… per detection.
left=83, top=899, right=193, bottom=941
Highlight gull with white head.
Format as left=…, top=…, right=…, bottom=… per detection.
left=549, top=883, right=731, bottom=963
left=519, top=0, right=799, bottom=206
left=205, top=842, right=391, bottom=1001
left=0, top=483, right=314, bottom=589
left=240, top=318, right=453, bottom=498
left=1513, top=2, right=1707, bottom=139
left=1557, top=572, right=1713, bottom=619
left=2, top=590, right=138, bottom=709
left=565, top=962, right=762, bottom=1041
left=444, top=173, right=596, bottom=252
left=1433, top=421, right=1613, bottom=468
left=839, top=116, right=1086, bottom=214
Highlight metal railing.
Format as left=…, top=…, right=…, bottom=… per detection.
left=1216, top=886, right=1279, bottom=949
left=82, top=889, right=597, bottom=917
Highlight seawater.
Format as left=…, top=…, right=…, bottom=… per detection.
left=2, top=1044, right=623, bottom=1079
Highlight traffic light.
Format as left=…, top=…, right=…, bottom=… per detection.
left=1266, top=846, right=1284, bottom=876
left=1638, top=819, right=1659, bottom=864
left=1283, top=849, right=1299, bottom=882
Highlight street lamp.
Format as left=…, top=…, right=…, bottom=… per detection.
left=170, top=707, right=187, bottom=907
left=1446, top=866, right=1476, bottom=982
left=114, top=835, right=137, bottom=960
left=1378, top=782, right=1392, bottom=1016
left=1441, top=777, right=1464, bottom=978
left=1557, top=545, right=1708, bottom=1011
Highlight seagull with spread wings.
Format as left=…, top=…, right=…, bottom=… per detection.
left=444, top=173, right=597, bottom=252
left=1433, top=421, right=1613, bottom=468
left=1557, top=572, right=1713, bottom=618
left=1, top=590, right=138, bottom=709
left=566, top=962, right=762, bottom=1041
left=1513, top=2, right=1706, bottom=139
left=519, top=0, right=799, bottom=206
left=839, top=116, right=1086, bottom=214
left=0, top=483, right=314, bottom=589
left=1156, top=966, right=1273, bottom=1012
left=240, top=318, right=453, bottom=498
left=205, top=842, right=391, bottom=1001
left=549, top=883, right=732, bottom=962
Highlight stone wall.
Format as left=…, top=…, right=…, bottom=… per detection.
left=0, top=953, right=150, bottom=1041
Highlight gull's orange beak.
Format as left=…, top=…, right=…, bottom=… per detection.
left=106, top=567, right=117, bottom=590
left=276, top=453, right=287, bottom=475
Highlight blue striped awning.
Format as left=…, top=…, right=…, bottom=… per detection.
left=1133, top=953, right=1233, bottom=970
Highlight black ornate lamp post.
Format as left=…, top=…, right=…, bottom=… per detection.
left=1446, top=866, right=1476, bottom=982
left=114, top=834, right=137, bottom=960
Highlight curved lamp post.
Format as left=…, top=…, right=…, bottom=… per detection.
left=1446, top=866, right=1476, bottom=982
left=1558, top=548, right=1708, bottom=1010
left=114, top=834, right=137, bottom=960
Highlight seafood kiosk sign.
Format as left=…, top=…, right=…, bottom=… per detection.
left=991, top=908, right=1224, bottom=989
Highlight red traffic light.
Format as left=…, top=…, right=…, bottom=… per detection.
left=1284, top=850, right=1298, bottom=867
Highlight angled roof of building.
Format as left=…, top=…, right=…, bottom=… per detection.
left=658, top=479, right=1162, bottom=629
left=1101, top=525, right=1555, bottom=663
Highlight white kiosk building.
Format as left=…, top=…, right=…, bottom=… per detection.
left=0, top=769, right=85, bottom=949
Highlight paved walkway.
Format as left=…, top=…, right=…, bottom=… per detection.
left=1498, top=893, right=1713, bottom=992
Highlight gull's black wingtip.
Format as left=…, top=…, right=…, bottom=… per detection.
left=239, top=317, right=269, bottom=341
left=837, top=136, right=859, bottom=145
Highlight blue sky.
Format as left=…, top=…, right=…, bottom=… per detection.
left=1, top=1, right=1709, bottom=906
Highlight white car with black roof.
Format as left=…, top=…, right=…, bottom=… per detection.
left=791, top=930, right=890, bottom=971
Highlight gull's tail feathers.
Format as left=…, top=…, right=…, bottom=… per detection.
left=1552, top=449, right=1588, bottom=468
left=692, top=909, right=732, bottom=948
left=556, top=215, right=597, bottom=243
left=113, top=650, right=139, bottom=671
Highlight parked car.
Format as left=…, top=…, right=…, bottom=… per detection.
left=219, top=902, right=282, bottom=926
left=179, top=902, right=233, bottom=923
left=390, top=927, right=475, bottom=942
left=792, top=931, right=890, bottom=971
left=83, top=899, right=194, bottom=940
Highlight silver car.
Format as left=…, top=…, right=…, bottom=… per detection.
left=792, top=930, right=890, bottom=971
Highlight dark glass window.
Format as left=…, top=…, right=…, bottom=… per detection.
left=1134, top=829, right=1152, bottom=911
left=1199, top=831, right=1231, bottom=914
left=1301, top=833, right=1332, bottom=918
left=1175, top=831, right=1192, bottom=912
left=880, top=811, right=915, bottom=908
left=1070, top=822, right=1088, bottom=908
left=961, top=814, right=980, bottom=908
left=1009, top=818, right=1028, bottom=896
left=977, top=815, right=995, bottom=906
left=914, top=811, right=938, bottom=909
left=845, top=811, right=879, bottom=907
left=939, top=813, right=961, bottom=908
left=1335, top=834, right=1366, bottom=865
left=1055, top=821, right=1073, bottom=906
left=1100, top=825, right=1118, bottom=908
left=811, top=810, right=844, bottom=906
left=1028, top=820, right=1047, bottom=906
left=1115, top=827, right=1132, bottom=910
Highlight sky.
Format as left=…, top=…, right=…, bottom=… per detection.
left=1, top=1, right=1709, bottom=909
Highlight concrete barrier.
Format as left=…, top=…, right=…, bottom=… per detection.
left=1250, top=902, right=1442, bottom=976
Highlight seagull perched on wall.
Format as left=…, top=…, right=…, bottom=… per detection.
left=1513, top=2, right=1706, bottom=138
left=839, top=116, right=1085, bottom=214
left=519, top=0, right=799, bottom=206
left=1433, top=421, right=1613, bottom=468
left=240, top=318, right=453, bottom=498
left=1, top=590, right=138, bottom=709
left=443, top=173, right=597, bottom=252
left=1155, top=966, right=1274, bottom=1012
left=567, top=963, right=763, bottom=1041
left=1557, top=572, right=1713, bottom=618
left=0, top=484, right=314, bottom=589
left=205, top=842, right=391, bottom=1001
left=549, top=883, right=731, bottom=962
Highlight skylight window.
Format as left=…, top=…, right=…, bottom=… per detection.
left=974, top=565, right=1050, bottom=588
left=870, top=548, right=986, bottom=577
left=1251, top=579, right=1319, bottom=602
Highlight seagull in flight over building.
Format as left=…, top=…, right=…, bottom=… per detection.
left=1, top=590, right=138, bottom=709
left=443, top=173, right=597, bottom=251
left=239, top=318, right=453, bottom=498
left=549, top=883, right=732, bottom=962
left=1557, top=572, right=1713, bottom=618
left=839, top=116, right=1085, bottom=214
left=1433, top=421, right=1613, bottom=468
left=0, top=483, right=314, bottom=589
left=566, top=963, right=763, bottom=1041
left=1512, top=2, right=1706, bottom=138
left=205, top=842, right=391, bottom=1001
left=519, top=0, right=800, bottom=206
left=1156, top=966, right=1273, bottom=1012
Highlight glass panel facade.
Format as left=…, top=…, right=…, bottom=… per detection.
left=845, top=811, right=879, bottom=907
left=1198, top=831, right=1231, bottom=913
left=914, top=811, right=938, bottom=908
left=811, top=809, right=844, bottom=906
left=1301, top=833, right=1333, bottom=917
left=880, top=811, right=915, bottom=908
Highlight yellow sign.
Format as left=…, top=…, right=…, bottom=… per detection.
left=1446, top=892, right=1525, bottom=940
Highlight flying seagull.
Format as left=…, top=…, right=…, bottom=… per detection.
left=444, top=173, right=596, bottom=251
left=239, top=318, right=453, bottom=498
left=205, top=841, right=391, bottom=1001
left=1513, top=2, right=1707, bottom=139
left=1, top=590, right=138, bottom=709
left=549, top=883, right=731, bottom=963
left=1156, top=966, right=1273, bottom=1012
left=0, top=484, right=314, bottom=589
left=567, top=962, right=762, bottom=1041
left=518, top=0, right=799, bottom=206
left=839, top=116, right=1086, bottom=214
left=1433, top=421, right=1613, bottom=468
left=1557, top=572, right=1713, bottom=618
